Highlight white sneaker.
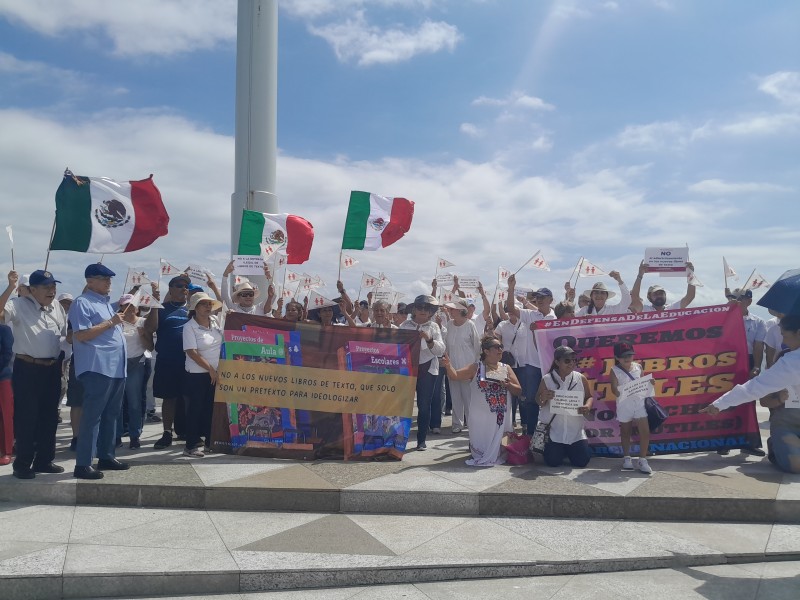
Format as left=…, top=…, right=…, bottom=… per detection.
left=622, top=456, right=634, bottom=470
left=638, top=458, right=652, bottom=474
left=451, top=427, right=462, bottom=434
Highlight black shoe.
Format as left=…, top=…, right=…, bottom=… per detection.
left=417, top=442, right=427, bottom=451
left=153, top=431, right=173, bottom=450
left=12, top=468, right=35, bottom=480
left=97, top=459, right=130, bottom=471
left=69, top=437, right=78, bottom=451
left=175, top=434, right=186, bottom=441
left=33, top=463, right=65, bottom=474
left=74, top=466, right=103, bottom=480
left=741, top=446, right=766, bottom=457
left=146, top=412, right=162, bottom=423
left=129, top=438, right=141, bottom=449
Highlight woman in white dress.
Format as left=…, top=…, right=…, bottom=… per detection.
left=442, top=336, right=522, bottom=466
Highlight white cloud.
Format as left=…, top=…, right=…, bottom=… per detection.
left=717, top=113, right=800, bottom=136
left=758, top=71, right=800, bottom=106
left=0, top=0, right=236, bottom=57
left=687, top=179, right=792, bottom=195
left=459, top=123, right=484, bottom=138
left=615, top=121, right=689, bottom=150
left=281, top=0, right=436, bottom=20
left=308, top=12, right=461, bottom=66
left=472, top=92, right=555, bottom=111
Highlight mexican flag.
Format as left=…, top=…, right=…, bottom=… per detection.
left=238, top=210, right=314, bottom=265
left=341, top=191, right=414, bottom=251
left=50, top=173, right=169, bottom=253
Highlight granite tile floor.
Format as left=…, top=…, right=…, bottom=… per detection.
left=0, top=502, right=799, bottom=598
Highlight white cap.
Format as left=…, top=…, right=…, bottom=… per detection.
left=57, top=293, right=74, bottom=302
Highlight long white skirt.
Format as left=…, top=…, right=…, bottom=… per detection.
left=465, top=385, right=510, bottom=467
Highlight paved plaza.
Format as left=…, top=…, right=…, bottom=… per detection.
left=0, top=405, right=798, bottom=599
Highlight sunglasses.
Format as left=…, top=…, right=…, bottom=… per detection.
left=238, top=292, right=255, bottom=298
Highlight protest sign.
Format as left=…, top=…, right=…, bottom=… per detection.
left=233, top=255, right=265, bottom=275
left=436, top=273, right=455, bottom=287
left=550, top=389, right=584, bottom=416
left=644, top=247, right=688, bottom=275
left=618, top=374, right=655, bottom=402
left=534, top=304, right=757, bottom=456
left=212, top=313, right=420, bottom=460
left=786, top=388, right=800, bottom=410
left=457, top=276, right=480, bottom=289
left=186, top=264, right=212, bottom=285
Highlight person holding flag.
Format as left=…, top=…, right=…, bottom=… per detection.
left=576, top=271, right=632, bottom=316
left=116, top=293, right=153, bottom=450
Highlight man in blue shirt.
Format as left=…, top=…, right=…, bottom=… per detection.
left=69, top=264, right=130, bottom=479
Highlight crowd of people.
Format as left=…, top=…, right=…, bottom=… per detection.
left=0, top=257, right=798, bottom=481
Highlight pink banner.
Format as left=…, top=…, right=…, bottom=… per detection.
left=534, top=305, right=761, bottom=456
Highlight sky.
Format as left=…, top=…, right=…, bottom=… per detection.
left=0, top=0, right=798, bottom=315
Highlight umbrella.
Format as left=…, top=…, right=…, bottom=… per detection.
left=757, top=268, right=800, bottom=315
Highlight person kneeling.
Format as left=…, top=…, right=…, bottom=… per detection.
left=535, top=346, right=593, bottom=468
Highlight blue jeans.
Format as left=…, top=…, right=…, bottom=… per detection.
left=76, top=372, right=125, bottom=467
left=415, top=366, right=438, bottom=445
left=514, top=365, right=542, bottom=434
left=769, top=428, right=800, bottom=474
left=543, top=439, right=592, bottom=468
left=118, top=357, right=146, bottom=441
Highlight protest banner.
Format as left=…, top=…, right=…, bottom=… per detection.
left=211, top=312, right=420, bottom=460
left=534, top=304, right=758, bottom=456
left=644, top=247, right=689, bottom=275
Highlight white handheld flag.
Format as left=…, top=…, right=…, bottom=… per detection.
left=722, top=257, right=738, bottom=281
left=340, top=254, right=359, bottom=269
left=286, top=270, right=300, bottom=283
left=437, top=257, right=455, bottom=269
left=308, top=290, right=337, bottom=309
left=530, top=253, right=550, bottom=271
left=577, top=257, right=607, bottom=277
left=5, top=225, right=12, bottom=246
left=127, top=268, right=151, bottom=286
left=687, top=270, right=704, bottom=288
left=361, top=272, right=381, bottom=288
left=498, top=266, right=511, bottom=285
left=159, top=259, right=181, bottom=276
left=130, top=289, right=164, bottom=310
left=744, top=271, right=771, bottom=290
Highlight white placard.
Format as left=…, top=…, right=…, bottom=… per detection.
left=372, top=288, right=395, bottom=304
left=618, top=374, right=655, bottom=402
left=644, top=247, right=688, bottom=275
left=186, top=264, right=212, bottom=286
left=550, top=389, right=584, bottom=416
left=436, top=273, right=455, bottom=287
left=785, top=387, right=800, bottom=410
left=233, top=255, right=265, bottom=275
left=457, top=276, right=480, bottom=289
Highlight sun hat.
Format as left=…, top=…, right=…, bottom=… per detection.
left=187, top=292, right=223, bottom=312
left=583, top=282, right=616, bottom=299
left=232, top=280, right=260, bottom=301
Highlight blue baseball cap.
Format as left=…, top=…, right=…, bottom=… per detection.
left=188, top=283, right=204, bottom=293
left=85, top=263, right=116, bottom=278
left=533, top=287, right=553, bottom=298
left=29, top=270, right=61, bottom=286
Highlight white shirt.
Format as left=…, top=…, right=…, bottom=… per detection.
left=445, top=318, right=480, bottom=370
left=539, top=370, right=587, bottom=444
left=712, top=348, right=800, bottom=411
left=183, top=316, right=223, bottom=373
left=517, top=308, right=556, bottom=368
left=577, top=284, right=632, bottom=316
left=641, top=300, right=683, bottom=312
left=495, top=319, right=527, bottom=367
left=765, top=318, right=784, bottom=353
left=122, top=316, right=147, bottom=359
left=742, top=312, right=767, bottom=354
left=400, top=319, right=444, bottom=375
left=2, top=296, right=67, bottom=358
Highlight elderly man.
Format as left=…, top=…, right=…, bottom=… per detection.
left=69, top=264, right=130, bottom=479
left=0, top=270, right=68, bottom=479
left=630, top=260, right=696, bottom=313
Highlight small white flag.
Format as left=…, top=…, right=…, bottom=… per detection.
left=130, top=289, right=164, bottom=310
left=530, top=253, right=551, bottom=271
left=159, top=259, right=181, bottom=276
left=438, top=257, right=455, bottom=269
left=308, top=290, right=337, bottom=309
left=498, top=266, right=511, bottom=285
left=439, top=291, right=455, bottom=303
left=261, top=243, right=276, bottom=259
left=723, top=257, right=739, bottom=281
left=341, top=254, right=359, bottom=269
left=5, top=225, right=12, bottom=246
left=282, top=282, right=299, bottom=299
left=127, top=268, right=151, bottom=286
left=361, top=272, right=380, bottom=288
left=377, top=272, right=392, bottom=287
left=497, top=289, right=508, bottom=302
left=286, top=270, right=300, bottom=283
left=275, top=251, right=287, bottom=269
left=577, top=257, right=607, bottom=277
left=744, top=272, right=771, bottom=290
left=233, top=274, right=249, bottom=285
left=687, top=270, right=704, bottom=288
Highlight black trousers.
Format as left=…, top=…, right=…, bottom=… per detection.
left=12, top=357, right=63, bottom=471
left=183, top=371, right=215, bottom=448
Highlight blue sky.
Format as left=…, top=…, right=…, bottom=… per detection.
left=0, top=0, right=798, bottom=314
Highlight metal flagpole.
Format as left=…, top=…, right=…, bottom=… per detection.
left=43, top=217, right=57, bottom=271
